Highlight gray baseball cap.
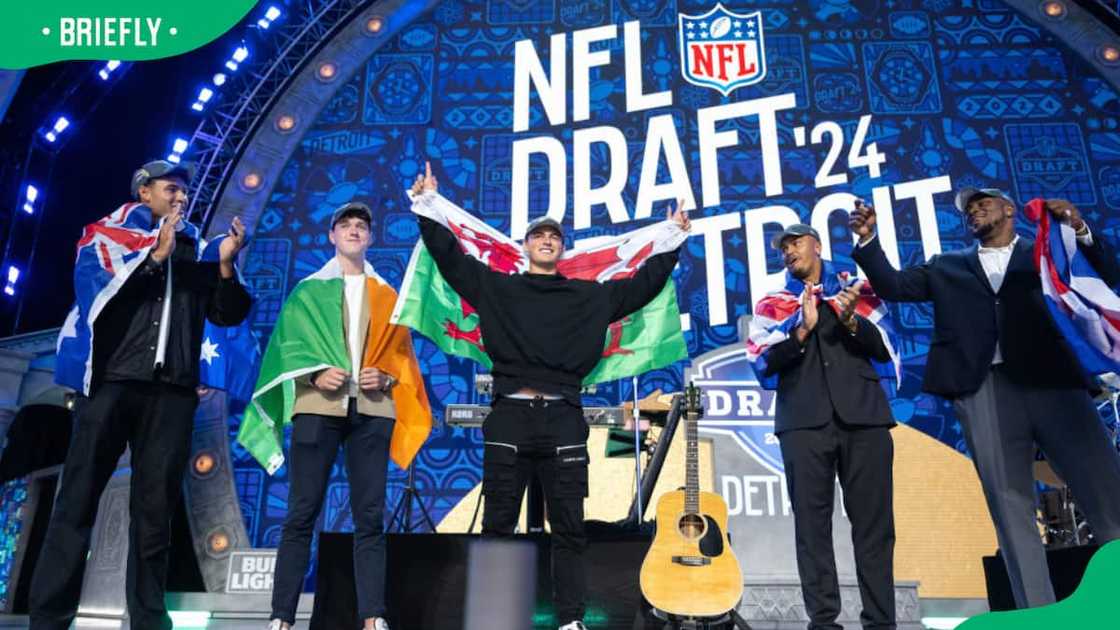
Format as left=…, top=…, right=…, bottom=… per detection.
left=770, top=223, right=820, bottom=249
left=524, top=215, right=564, bottom=239
left=330, top=201, right=373, bottom=228
left=130, top=160, right=196, bottom=199
left=954, top=187, right=1014, bottom=212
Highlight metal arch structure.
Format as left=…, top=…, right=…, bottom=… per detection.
left=197, top=0, right=439, bottom=239
left=186, top=0, right=370, bottom=232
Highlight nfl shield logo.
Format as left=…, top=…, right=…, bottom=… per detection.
left=678, top=4, right=766, bottom=96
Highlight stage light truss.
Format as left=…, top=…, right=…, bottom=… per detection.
left=185, top=0, right=369, bottom=228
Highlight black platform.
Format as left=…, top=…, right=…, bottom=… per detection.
left=313, top=529, right=692, bottom=630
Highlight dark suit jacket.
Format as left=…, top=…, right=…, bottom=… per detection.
left=852, top=232, right=1120, bottom=398
left=761, top=302, right=895, bottom=434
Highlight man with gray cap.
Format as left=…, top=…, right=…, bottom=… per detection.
left=747, top=224, right=897, bottom=630
left=410, top=162, right=689, bottom=630
left=850, top=190, right=1120, bottom=608
left=32, top=160, right=251, bottom=630
left=265, top=201, right=416, bottom=630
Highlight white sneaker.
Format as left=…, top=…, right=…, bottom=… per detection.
left=266, top=621, right=289, bottom=630
left=558, top=622, right=586, bottom=630
left=372, top=619, right=390, bottom=630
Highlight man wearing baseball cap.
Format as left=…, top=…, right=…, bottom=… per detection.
left=410, top=162, right=689, bottom=630
left=749, top=224, right=897, bottom=630
left=260, top=200, right=431, bottom=630
left=850, top=190, right=1120, bottom=608
left=32, top=161, right=251, bottom=630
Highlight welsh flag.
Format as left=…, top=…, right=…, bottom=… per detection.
left=391, top=191, right=688, bottom=384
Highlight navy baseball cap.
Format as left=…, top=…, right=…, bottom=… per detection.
left=954, top=187, right=1014, bottom=212
left=130, top=160, right=196, bottom=199
left=524, top=216, right=564, bottom=239
left=330, top=201, right=373, bottom=228
left=770, top=223, right=820, bottom=249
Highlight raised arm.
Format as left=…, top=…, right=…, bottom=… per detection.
left=606, top=200, right=691, bottom=321
left=850, top=203, right=933, bottom=302
left=410, top=161, right=493, bottom=305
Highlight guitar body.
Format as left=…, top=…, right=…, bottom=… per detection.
left=639, top=489, right=744, bottom=617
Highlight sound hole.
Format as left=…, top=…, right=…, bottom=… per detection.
left=677, top=513, right=706, bottom=540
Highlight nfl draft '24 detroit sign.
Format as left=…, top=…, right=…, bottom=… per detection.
left=678, top=4, right=766, bottom=96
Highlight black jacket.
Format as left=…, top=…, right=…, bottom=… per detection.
left=418, top=216, right=680, bottom=403
left=761, top=299, right=895, bottom=434
left=852, top=232, right=1120, bottom=397
left=94, top=234, right=252, bottom=393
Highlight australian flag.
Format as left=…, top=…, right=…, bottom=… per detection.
left=56, top=202, right=258, bottom=400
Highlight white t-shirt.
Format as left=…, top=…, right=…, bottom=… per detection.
left=344, top=274, right=365, bottom=398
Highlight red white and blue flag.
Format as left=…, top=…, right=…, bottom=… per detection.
left=745, top=261, right=901, bottom=390
left=1025, top=198, right=1120, bottom=375
left=55, top=202, right=255, bottom=398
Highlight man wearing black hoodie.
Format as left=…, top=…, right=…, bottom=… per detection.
left=410, top=162, right=689, bottom=630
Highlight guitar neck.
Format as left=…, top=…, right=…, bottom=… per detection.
left=685, top=406, right=699, bottom=514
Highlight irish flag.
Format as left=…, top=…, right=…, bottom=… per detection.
left=237, top=258, right=432, bottom=475
left=391, top=191, right=689, bottom=385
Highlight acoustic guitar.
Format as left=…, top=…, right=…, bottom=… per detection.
left=639, top=383, right=744, bottom=617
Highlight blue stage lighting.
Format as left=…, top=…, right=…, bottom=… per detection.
left=172, top=138, right=189, bottom=154
left=22, top=184, right=38, bottom=214
left=43, top=116, right=70, bottom=143
left=213, top=73, right=227, bottom=86
left=98, top=60, right=122, bottom=80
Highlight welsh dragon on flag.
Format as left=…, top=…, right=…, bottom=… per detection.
left=391, top=190, right=689, bottom=384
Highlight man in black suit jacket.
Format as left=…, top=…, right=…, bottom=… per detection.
left=751, top=224, right=897, bottom=630
left=850, top=189, right=1120, bottom=609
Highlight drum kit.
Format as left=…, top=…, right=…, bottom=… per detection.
left=1033, top=372, right=1120, bottom=548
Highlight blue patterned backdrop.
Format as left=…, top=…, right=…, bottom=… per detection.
left=226, top=0, right=1120, bottom=559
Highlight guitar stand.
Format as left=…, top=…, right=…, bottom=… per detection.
left=649, top=608, right=753, bottom=630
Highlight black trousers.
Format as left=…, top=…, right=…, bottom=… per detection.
left=270, top=401, right=394, bottom=623
left=779, top=419, right=895, bottom=630
left=29, top=381, right=199, bottom=630
left=481, top=397, right=589, bottom=625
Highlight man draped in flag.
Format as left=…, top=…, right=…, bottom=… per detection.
left=33, top=160, right=251, bottom=630
left=405, top=162, right=689, bottom=630
left=236, top=202, right=431, bottom=630
left=851, top=190, right=1120, bottom=609
left=746, top=223, right=899, bottom=630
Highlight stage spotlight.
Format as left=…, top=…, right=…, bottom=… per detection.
left=365, top=16, right=385, bottom=34
left=1101, top=45, right=1120, bottom=64
left=4, top=266, right=19, bottom=297
left=167, top=136, right=189, bottom=163
left=193, top=452, right=216, bottom=475
left=226, top=45, right=250, bottom=71
left=213, top=72, right=227, bottom=86
left=241, top=171, right=263, bottom=191
left=191, top=87, right=215, bottom=112
left=98, top=60, right=122, bottom=80
left=317, top=61, right=338, bottom=81
left=258, top=5, right=282, bottom=29
left=1041, top=1, right=1065, bottom=18
left=22, top=184, right=38, bottom=214
left=44, top=116, right=70, bottom=143
left=208, top=531, right=230, bottom=554
left=275, top=113, right=297, bottom=132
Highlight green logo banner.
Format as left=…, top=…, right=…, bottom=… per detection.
left=0, top=1, right=257, bottom=69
